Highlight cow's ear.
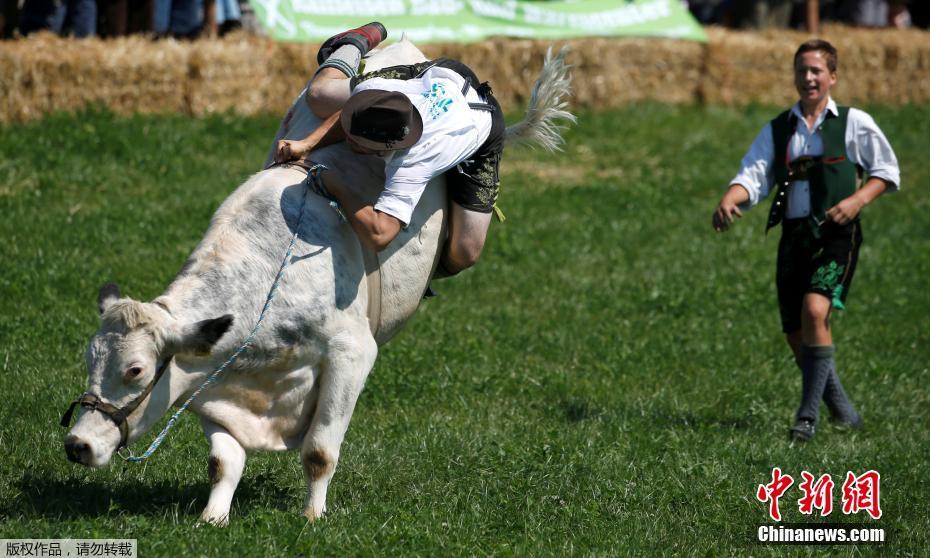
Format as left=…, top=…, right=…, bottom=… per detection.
left=98, top=283, right=121, bottom=315
left=167, top=315, right=234, bottom=355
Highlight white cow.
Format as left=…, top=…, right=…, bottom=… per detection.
left=62, top=40, right=574, bottom=525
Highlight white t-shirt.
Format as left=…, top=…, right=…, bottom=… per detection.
left=353, top=66, right=493, bottom=225
left=729, top=98, right=900, bottom=218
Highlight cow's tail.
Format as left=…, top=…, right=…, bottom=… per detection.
left=503, top=46, right=576, bottom=151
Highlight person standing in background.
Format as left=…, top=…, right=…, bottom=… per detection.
left=712, top=40, right=900, bottom=442
left=19, top=0, right=97, bottom=37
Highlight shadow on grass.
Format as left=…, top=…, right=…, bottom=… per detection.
left=560, top=399, right=606, bottom=423
left=7, top=471, right=295, bottom=520
left=558, top=398, right=755, bottom=430
left=651, top=410, right=756, bottom=430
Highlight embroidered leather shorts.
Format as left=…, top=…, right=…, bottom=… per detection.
left=352, top=59, right=505, bottom=214
left=776, top=219, right=863, bottom=333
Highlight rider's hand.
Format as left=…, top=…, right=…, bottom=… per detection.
left=275, top=140, right=296, bottom=163
left=275, top=139, right=313, bottom=164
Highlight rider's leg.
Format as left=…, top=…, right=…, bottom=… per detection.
left=306, top=65, right=353, bottom=119
left=438, top=202, right=493, bottom=276
left=307, top=22, right=387, bottom=119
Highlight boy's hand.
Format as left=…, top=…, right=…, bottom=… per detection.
left=826, top=196, right=864, bottom=225
left=713, top=184, right=751, bottom=232
left=713, top=200, right=744, bottom=232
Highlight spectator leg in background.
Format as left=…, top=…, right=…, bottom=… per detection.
left=911, top=2, right=930, bottom=28
left=1, top=0, right=20, bottom=38
left=763, top=0, right=794, bottom=28
left=854, top=0, right=887, bottom=27
left=807, top=0, right=820, bottom=33
left=128, top=0, right=154, bottom=33
left=204, top=0, right=215, bottom=37
left=101, top=0, right=129, bottom=36
left=216, top=0, right=240, bottom=35
left=64, top=0, right=97, bottom=37
left=19, top=0, right=65, bottom=35
left=169, top=0, right=202, bottom=38
left=154, top=0, right=170, bottom=34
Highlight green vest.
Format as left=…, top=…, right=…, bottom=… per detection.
left=766, top=106, right=859, bottom=235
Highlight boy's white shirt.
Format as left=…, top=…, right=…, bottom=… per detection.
left=353, top=66, right=493, bottom=225
left=729, top=98, right=900, bottom=218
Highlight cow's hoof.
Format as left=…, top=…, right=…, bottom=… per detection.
left=303, top=507, right=325, bottom=522
left=199, top=513, right=230, bottom=527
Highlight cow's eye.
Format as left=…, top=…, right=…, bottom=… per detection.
left=127, top=366, right=144, bottom=379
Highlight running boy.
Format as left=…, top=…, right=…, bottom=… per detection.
left=712, top=39, right=900, bottom=441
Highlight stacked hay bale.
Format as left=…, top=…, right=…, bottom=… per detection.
left=435, top=37, right=704, bottom=108
left=702, top=25, right=930, bottom=106
left=1, top=27, right=930, bottom=123
left=186, top=35, right=322, bottom=116
left=0, top=32, right=188, bottom=121
left=701, top=27, right=803, bottom=105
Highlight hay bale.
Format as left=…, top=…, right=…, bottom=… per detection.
left=700, top=26, right=930, bottom=107
left=187, top=34, right=275, bottom=116
left=701, top=27, right=802, bottom=106
left=261, top=41, right=318, bottom=115
left=571, top=37, right=704, bottom=107
left=0, top=33, right=188, bottom=122
left=3, top=26, right=930, bottom=123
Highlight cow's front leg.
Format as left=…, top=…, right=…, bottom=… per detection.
left=302, top=331, right=377, bottom=521
left=199, top=418, right=246, bottom=526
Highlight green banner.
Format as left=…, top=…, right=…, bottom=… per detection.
left=248, top=0, right=707, bottom=43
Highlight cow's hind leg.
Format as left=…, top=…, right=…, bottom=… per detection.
left=301, top=330, right=377, bottom=521
left=199, top=418, right=246, bottom=526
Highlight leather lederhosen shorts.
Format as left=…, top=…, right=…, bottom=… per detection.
left=351, top=58, right=506, bottom=214
left=776, top=218, right=863, bottom=333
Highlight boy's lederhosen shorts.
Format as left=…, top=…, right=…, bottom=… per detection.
left=775, top=218, right=863, bottom=333
left=351, top=58, right=506, bottom=214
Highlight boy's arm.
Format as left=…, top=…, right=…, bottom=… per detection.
left=714, top=123, right=776, bottom=233
left=829, top=109, right=899, bottom=225
left=274, top=110, right=346, bottom=163
left=826, top=177, right=889, bottom=225
left=713, top=184, right=751, bottom=232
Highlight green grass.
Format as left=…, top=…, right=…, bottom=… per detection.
left=1, top=104, right=928, bottom=556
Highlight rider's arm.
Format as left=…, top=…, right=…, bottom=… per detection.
left=322, top=169, right=402, bottom=252
left=275, top=110, right=346, bottom=163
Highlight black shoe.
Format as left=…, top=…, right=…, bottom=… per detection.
left=829, top=412, right=864, bottom=430
left=317, top=22, right=387, bottom=64
left=789, top=419, right=816, bottom=442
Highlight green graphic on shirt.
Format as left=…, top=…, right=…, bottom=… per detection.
left=811, top=260, right=845, bottom=294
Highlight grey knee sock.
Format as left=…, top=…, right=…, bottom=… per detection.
left=796, top=344, right=834, bottom=422
left=317, top=44, right=362, bottom=78
left=823, top=367, right=861, bottom=423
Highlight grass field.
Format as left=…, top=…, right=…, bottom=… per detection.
left=1, top=103, right=928, bottom=556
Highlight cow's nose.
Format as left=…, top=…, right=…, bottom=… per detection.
left=64, top=435, right=91, bottom=464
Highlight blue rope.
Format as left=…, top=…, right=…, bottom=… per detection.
left=123, top=165, right=324, bottom=463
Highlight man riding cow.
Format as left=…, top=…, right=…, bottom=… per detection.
left=274, top=22, right=505, bottom=278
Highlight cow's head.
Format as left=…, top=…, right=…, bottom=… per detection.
left=63, top=283, right=233, bottom=466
